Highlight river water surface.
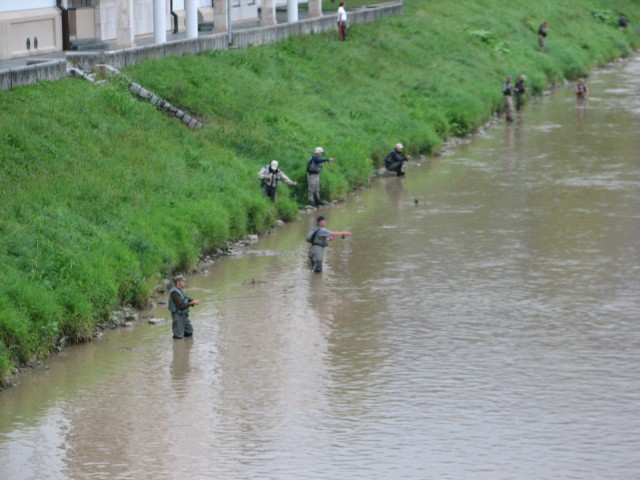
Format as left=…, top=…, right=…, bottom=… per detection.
left=1, top=59, right=639, bottom=480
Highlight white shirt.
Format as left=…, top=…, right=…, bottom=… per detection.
left=337, top=6, right=347, bottom=23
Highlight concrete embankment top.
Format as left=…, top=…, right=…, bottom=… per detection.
left=0, top=2, right=402, bottom=91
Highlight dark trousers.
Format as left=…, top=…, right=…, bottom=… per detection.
left=386, top=161, right=405, bottom=176
left=264, top=185, right=277, bottom=202
left=338, top=21, right=347, bottom=41
left=516, top=93, right=524, bottom=111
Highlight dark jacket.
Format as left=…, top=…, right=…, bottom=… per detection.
left=385, top=149, right=408, bottom=168
left=308, top=154, right=331, bottom=174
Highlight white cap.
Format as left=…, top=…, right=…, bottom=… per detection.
left=315, top=147, right=324, bottom=154
left=270, top=160, right=279, bottom=170
left=396, top=143, right=403, bottom=150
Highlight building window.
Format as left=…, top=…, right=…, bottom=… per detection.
left=67, top=0, right=92, bottom=7
left=232, top=0, right=240, bottom=7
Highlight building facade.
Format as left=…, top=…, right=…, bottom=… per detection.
left=0, top=0, right=261, bottom=60
left=0, top=0, right=61, bottom=59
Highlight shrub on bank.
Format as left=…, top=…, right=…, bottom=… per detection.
left=1, top=0, right=639, bottom=382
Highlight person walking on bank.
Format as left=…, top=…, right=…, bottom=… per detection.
left=575, top=78, right=589, bottom=98
left=168, top=275, right=200, bottom=339
left=337, top=2, right=348, bottom=41
left=538, top=21, right=548, bottom=52
left=307, top=147, right=334, bottom=207
left=306, top=215, right=351, bottom=273
left=385, top=143, right=411, bottom=177
left=515, top=74, right=527, bottom=111
left=503, top=76, right=514, bottom=122
left=258, top=160, right=297, bottom=202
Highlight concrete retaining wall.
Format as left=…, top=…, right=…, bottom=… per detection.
left=0, top=59, right=67, bottom=90
left=67, top=2, right=402, bottom=71
left=66, top=34, right=231, bottom=71
left=2, top=2, right=402, bottom=90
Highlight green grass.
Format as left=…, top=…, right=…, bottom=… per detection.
left=1, top=0, right=639, bottom=383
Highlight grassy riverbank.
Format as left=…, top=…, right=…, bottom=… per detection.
left=1, top=0, right=639, bottom=383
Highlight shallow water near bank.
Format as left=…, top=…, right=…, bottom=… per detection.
left=1, top=59, right=639, bottom=480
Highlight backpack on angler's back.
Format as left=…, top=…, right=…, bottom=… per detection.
left=306, top=226, right=320, bottom=244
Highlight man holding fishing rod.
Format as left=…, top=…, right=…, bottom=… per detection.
left=306, top=215, right=351, bottom=273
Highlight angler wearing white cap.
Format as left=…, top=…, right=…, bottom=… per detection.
left=258, top=160, right=298, bottom=202
left=384, top=143, right=411, bottom=177
left=307, top=146, right=335, bottom=206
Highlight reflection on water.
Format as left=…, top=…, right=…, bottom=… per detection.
left=1, top=60, right=639, bottom=480
left=171, top=339, right=193, bottom=393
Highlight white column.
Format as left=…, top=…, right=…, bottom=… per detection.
left=116, top=0, right=135, bottom=48
left=261, top=0, right=277, bottom=26
left=287, top=0, right=298, bottom=23
left=185, top=0, right=198, bottom=39
left=153, top=0, right=167, bottom=44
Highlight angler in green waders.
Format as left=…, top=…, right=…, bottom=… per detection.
left=168, top=275, right=200, bottom=339
left=305, top=216, right=351, bottom=273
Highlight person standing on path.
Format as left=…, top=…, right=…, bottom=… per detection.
left=168, top=275, right=200, bottom=339
left=306, top=215, right=351, bottom=273
left=337, top=2, right=348, bottom=41
left=307, top=147, right=334, bottom=207
left=384, top=143, right=411, bottom=177
left=503, top=76, right=515, bottom=122
left=258, top=160, right=297, bottom=202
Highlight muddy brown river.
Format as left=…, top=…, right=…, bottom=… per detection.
left=1, top=58, right=639, bottom=480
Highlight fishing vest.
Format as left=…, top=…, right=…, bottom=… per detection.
left=168, top=286, right=189, bottom=314
left=306, top=226, right=329, bottom=247
left=262, top=166, right=280, bottom=187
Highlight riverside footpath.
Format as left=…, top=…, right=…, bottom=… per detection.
left=0, top=2, right=401, bottom=90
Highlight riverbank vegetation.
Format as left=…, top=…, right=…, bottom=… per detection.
left=1, top=0, right=639, bottom=383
